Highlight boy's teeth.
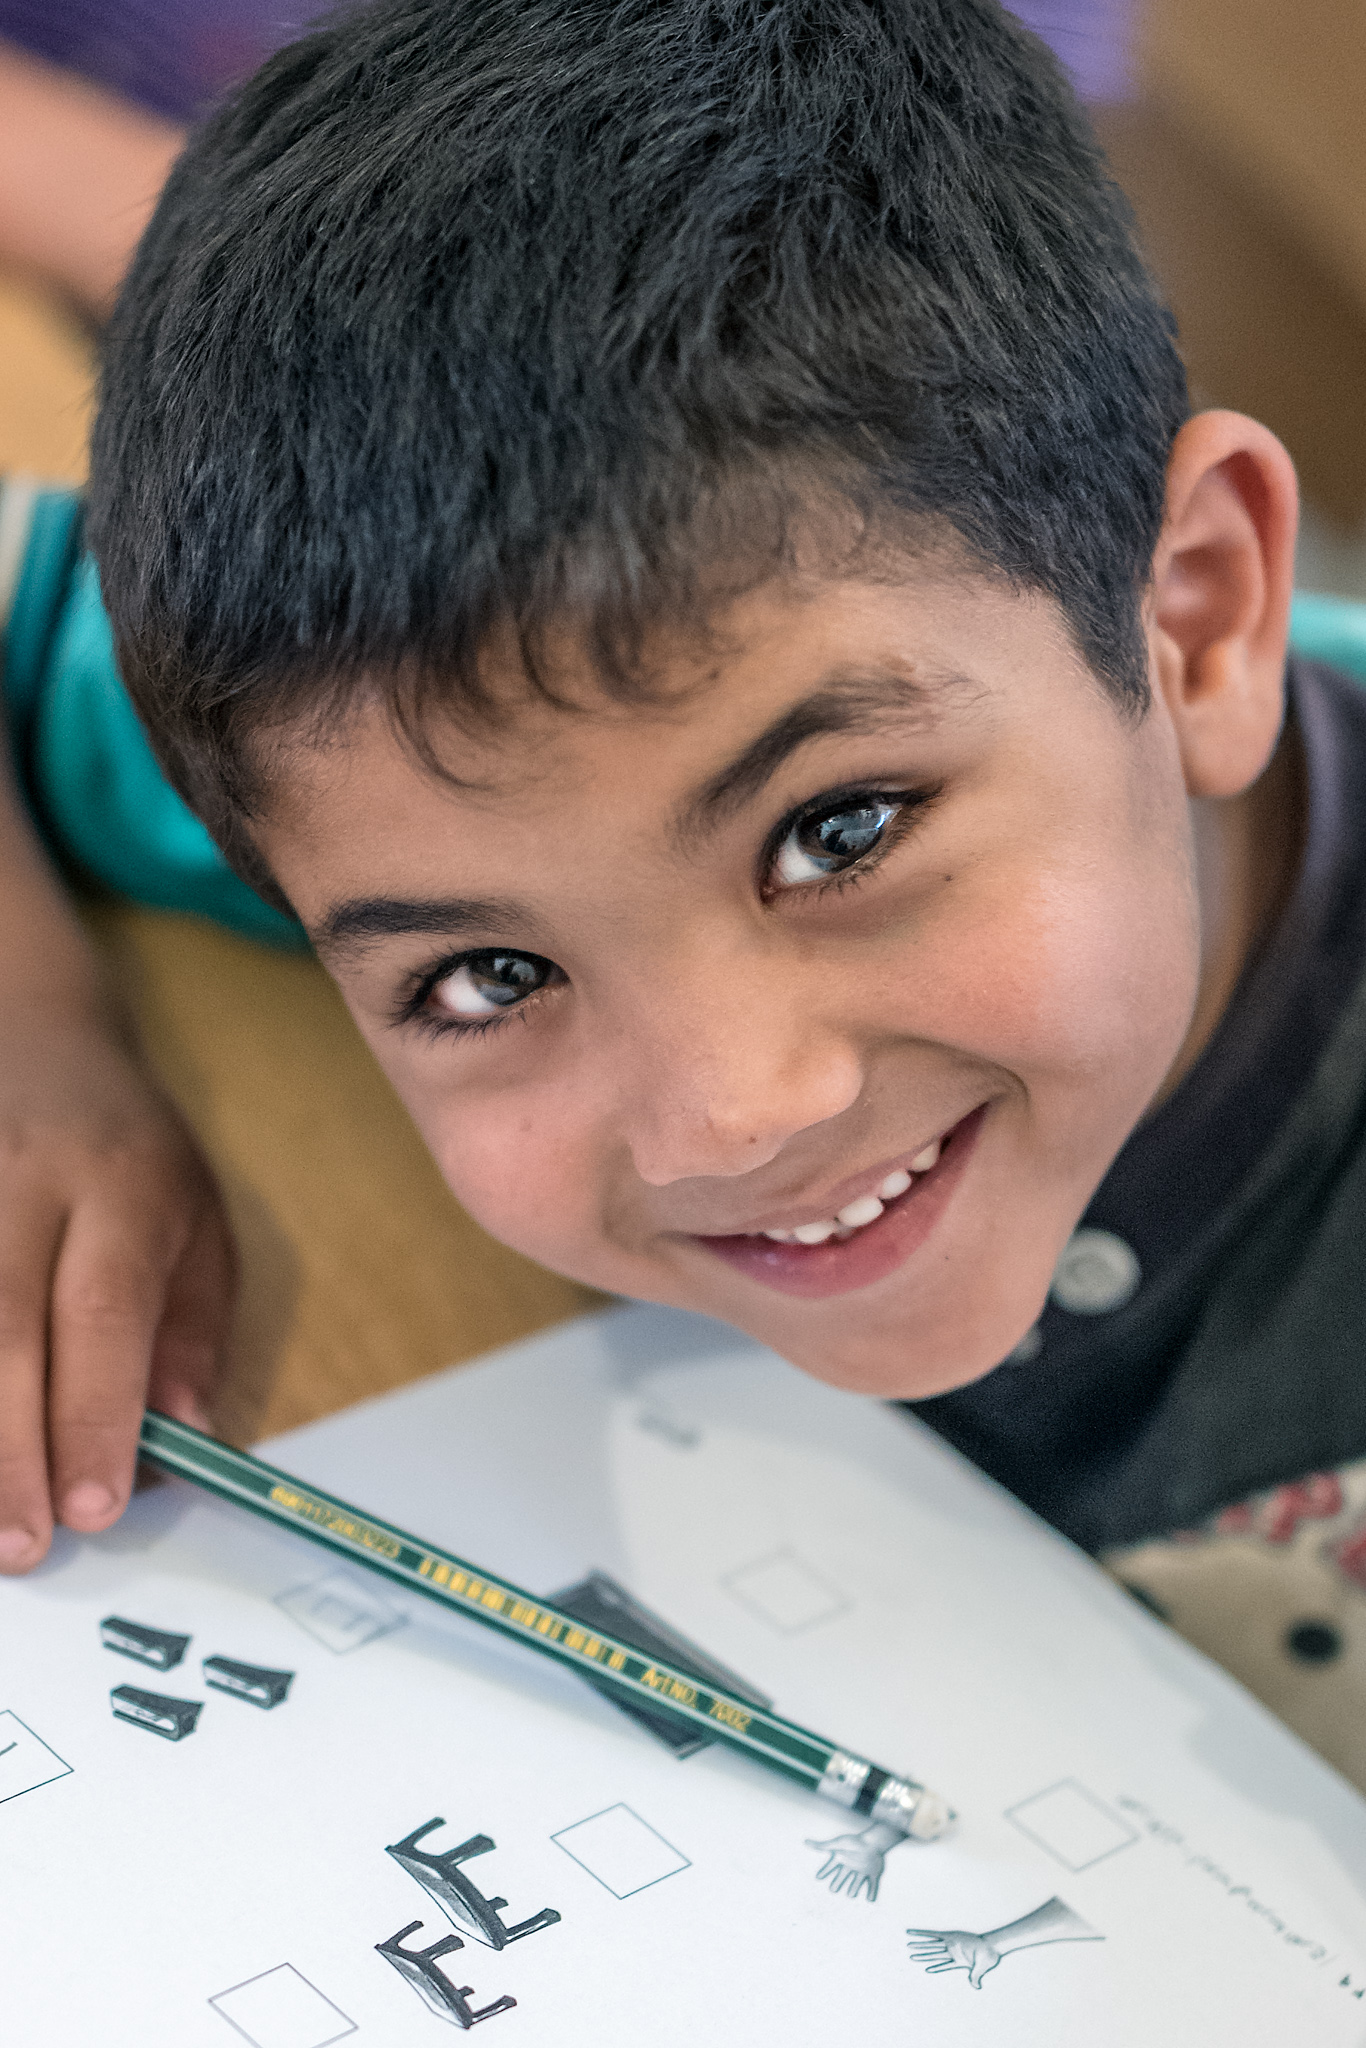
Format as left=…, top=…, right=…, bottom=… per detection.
left=754, top=1139, right=945, bottom=1244
left=791, top=1219, right=838, bottom=1244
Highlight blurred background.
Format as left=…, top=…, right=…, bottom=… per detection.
left=1097, top=0, right=1366, bottom=599
left=0, top=2, right=1362, bottom=1445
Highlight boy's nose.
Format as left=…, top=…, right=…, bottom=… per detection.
left=611, top=966, right=865, bottom=1186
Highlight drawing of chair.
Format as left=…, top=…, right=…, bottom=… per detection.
left=385, top=1819, right=561, bottom=1949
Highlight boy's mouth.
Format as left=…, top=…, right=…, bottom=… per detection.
left=687, top=1107, right=986, bottom=1300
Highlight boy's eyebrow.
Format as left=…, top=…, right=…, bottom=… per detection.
left=312, top=895, right=531, bottom=953
left=313, top=669, right=971, bottom=949
left=678, top=668, right=965, bottom=837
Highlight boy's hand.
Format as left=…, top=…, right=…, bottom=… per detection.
left=0, top=1006, right=235, bottom=1573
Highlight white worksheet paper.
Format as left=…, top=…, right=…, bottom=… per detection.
left=4, top=1303, right=1366, bottom=2044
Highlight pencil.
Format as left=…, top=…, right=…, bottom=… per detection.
left=138, top=1410, right=952, bottom=1842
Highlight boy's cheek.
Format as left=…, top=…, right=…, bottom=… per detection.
left=878, top=838, right=1198, bottom=1114
left=401, top=1081, right=641, bottom=1284
left=421, top=1096, right=728, bottom=1305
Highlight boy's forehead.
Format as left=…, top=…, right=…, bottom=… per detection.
left=258, top=569, right=1091, bottom=928
left=274, top=568, right=1047, bottom=816
left=272, top=665, right=948, bottom=874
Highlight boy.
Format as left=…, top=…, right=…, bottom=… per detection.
left=3, top=0, right=1366, bottom=1733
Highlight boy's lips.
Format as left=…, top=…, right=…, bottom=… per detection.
left=686, top=1107, right=985, bottom=1299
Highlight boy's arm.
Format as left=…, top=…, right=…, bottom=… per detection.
left=0, top=709, right=234, bottom=1572
left=0, top=37, right=184, bottom=319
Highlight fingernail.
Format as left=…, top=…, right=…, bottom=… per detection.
left=63, top=1482, right=116, bottom=1525
left=0, top=1527, right=39, bottom=1565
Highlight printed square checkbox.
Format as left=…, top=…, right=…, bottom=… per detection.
left=552, top=1803, right=690, bottom=1898
left=0, top=1710, right=72, bottom=1806
left=721, top=1548, right=851, bottom=1633
left=209, top=1963, right=356, bottom=2048
left=1005, top=1780, right=1139, bottom=1871
left=275, top=1568, right=405, bottom=1653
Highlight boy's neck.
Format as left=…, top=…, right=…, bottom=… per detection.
left=1156, top=705, right=1307, bottom=1108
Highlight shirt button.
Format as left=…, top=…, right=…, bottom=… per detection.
left=1050, top=1228, right=1141, bottom=1314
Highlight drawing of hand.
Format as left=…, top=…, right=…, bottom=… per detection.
left=906, top=1927, right=1002, bottom=1988
left=907, top=1897, right=1100, bottom=1990
left=805, top=1819, right=904, bottom=1903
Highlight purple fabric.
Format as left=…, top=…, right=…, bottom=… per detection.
left=0, top=1, right=315, bottom=120
left=2, top=0, right=1136, bottom=123
left=1009, top=0, right=1136, bottom=102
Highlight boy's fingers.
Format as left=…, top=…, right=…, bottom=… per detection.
left=47, top=1207, right=184, bottom=1533
left=0, top=1199, right=63, bottom=1571
left=147, top=1201, right=237, bottom=1428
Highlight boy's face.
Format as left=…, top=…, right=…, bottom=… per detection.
left=262, top=563, right=1200, bottom=1398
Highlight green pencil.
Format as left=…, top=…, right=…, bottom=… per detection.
left=138, top=1410, right=952, bottom=1842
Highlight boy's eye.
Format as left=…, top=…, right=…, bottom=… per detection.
left=429, top=950, right=558, bottom=1020
left=771, top=798, right=904, bottom=888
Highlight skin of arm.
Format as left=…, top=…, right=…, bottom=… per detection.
left=0, top=700, right=235, bottom=1570
left=0, top=37, right=184, bottom=318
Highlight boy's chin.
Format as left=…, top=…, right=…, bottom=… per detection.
left=720, top=1295, right=1047, bottom=1403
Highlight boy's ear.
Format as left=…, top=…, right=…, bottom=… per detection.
left=1148, top=410, right=1299, bottom=799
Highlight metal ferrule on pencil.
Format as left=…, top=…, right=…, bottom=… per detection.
left=816, top=1750, right=952, bottom=1840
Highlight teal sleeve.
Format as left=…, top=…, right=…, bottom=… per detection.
left=1290, top=591, right=1366, bottom=688
left=34, top=558, right=307, bottom=948
left=1, top=486, right=306, bottom=951
left=0, top=485, right=83, bottom=746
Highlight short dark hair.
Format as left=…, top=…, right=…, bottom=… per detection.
left=89, top=0, right=1187, bottom=894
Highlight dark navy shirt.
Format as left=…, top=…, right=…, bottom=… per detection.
left=909, top=658, right=1366, bottom=1551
